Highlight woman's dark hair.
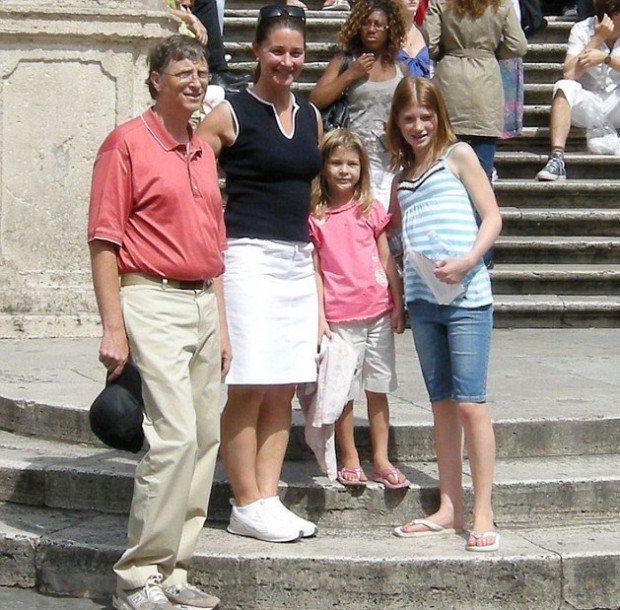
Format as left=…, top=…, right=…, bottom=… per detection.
left=338, top=0, right=407, bottom=59
left=595, top=0, right=620, bottom=20
left=253, top=6, right=307, bottom=82
left=146, top=35, right=208, bottom=99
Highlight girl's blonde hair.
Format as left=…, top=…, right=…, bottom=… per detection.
left=311, top=129, right=374, bottom=219
left=337, top=0, right=407, bottom=60
left=447, top=0, right=501, bottom=18
left=386, top=76, right=457, bottom=173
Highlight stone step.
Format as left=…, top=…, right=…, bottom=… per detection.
left=494, top=179, right=620, bottom=207
left=491, top=263, right=620, bottom=295
left=2, top=429, right=620, bottom=528
left=500, top=208, right=620, bottom=236
left=495, top=235, right=620, bottom=263
left=497, top=127, right=591, bottom=153
left=495, top=151, right=620, bottom=180
left=3, top=377, right=620, bottom=462
left=2, top=502, right=620, bottom=610
left=493, top=294, right=620, bottom=327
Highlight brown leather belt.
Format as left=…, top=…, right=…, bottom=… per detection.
left=121, top=273, right=213, bottom=291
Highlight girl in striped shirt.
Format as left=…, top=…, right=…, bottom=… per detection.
left=386, top=77, right=503, bottom=552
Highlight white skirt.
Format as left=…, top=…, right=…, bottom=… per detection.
left=224, top=238, right=319, bottom=385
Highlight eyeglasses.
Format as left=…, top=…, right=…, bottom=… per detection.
left=360, top=20, right=389, bottom=31
left=258, top=4, right=306, bottom=24
left=162, top=69, right=209, bottom=83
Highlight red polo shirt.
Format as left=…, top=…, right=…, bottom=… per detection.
left=88, top=109, right=226, bottom=281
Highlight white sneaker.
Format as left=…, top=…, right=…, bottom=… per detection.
left=227, top=499, right=301, bottom=542
left=113, top=574, right=175, bottom=610
left=263, top=496, right=318, bottom=538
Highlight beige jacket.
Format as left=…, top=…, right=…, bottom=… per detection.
left=425, top=0, right=527, bottom=137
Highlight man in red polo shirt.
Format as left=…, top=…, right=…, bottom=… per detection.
left=88, top=35, right=229, bottom=610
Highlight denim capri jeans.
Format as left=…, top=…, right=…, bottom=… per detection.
left=407, top=299, right=492, bottom=404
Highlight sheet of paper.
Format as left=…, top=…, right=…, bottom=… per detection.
left=407, top=250, right=465, bottom=305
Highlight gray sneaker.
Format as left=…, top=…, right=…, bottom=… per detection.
left=164, top=583, right=220, bottom=609
left=113, top=574, right=175, bottom=610
left=536, top=154, right=566, bottom=181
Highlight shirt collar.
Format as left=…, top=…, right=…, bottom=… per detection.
left=141, top=108, right=203, bottom=159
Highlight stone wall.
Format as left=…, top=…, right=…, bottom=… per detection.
left=0, top=0, right=175, bottom=337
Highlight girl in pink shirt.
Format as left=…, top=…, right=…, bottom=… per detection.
left=309, top=129, right=408, bottom=489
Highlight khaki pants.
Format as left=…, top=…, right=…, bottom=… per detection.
left=114, top=283, right=221, bottom=590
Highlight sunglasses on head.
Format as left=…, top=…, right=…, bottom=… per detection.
left=258, top=4, right=306, bottom=23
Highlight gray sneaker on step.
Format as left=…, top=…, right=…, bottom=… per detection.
left=164, top=583, right=220, bottom=609
left=536, top=154, right=566, bottom=181
left=113, top=574, right=175, bottom=610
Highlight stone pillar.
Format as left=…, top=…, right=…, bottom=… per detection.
left=0, top=0, right=176, bottom=337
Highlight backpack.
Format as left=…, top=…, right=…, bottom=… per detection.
left=519, top=0, right=547, bottom=38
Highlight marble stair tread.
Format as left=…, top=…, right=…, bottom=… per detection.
left=2, top=502, right=620, bottom=609
left=2, top=429, right=620, bottom=528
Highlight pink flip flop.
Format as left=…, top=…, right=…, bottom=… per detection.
left=371, top=467, right=410, bottom=489
left=336, top=466, right=368, bottom=487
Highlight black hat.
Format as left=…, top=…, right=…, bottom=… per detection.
left=89, top=361, right=145, bottom=453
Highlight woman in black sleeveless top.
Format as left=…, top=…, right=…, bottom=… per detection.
left=198, top=5, right=322, bottom=543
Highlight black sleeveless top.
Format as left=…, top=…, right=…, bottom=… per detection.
left=219, top=90, right=322, bottom=243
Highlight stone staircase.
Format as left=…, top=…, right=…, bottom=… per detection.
left=1, top=332, right=620, bottom=609
left=221, top=10, right=620, bottom=329
left=1, top=8, right=620, bottom=610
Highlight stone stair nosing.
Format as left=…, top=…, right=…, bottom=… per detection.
left=495, top=151, right=620, bottom=179
left=491, top=263, right=620, bottom=295
left=500, top=208, right=620, bottom=236
left=2, top=502, right=620, bottom=610
left=2, top=429, right=620, bottom=530
left=494, top=179, right=620, bottom=207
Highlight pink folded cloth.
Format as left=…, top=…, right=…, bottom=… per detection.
left=297, top=335, right=357, bottom=480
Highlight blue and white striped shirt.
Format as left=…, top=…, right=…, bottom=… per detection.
left=397, top=143, right=492, bottom=308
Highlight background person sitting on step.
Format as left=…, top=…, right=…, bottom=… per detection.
left=537, top=0, right=620, bottom=181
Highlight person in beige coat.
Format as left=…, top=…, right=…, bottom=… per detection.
left=424, top=0, right=526, bottom=267
left=424, top=0, right=527, bottom=178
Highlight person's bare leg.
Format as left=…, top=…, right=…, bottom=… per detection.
left=220, top=385, right=266, bottom=506
left=255, top=384, right=296, bottom=498
left=399, top=399, right=464, bottom=533
left=549, top=90, right=572, bottom=153
left=335, top=401, right=365, bottom=482
left=367, top=391, right=406, bottom=485
left=459, top=401, right=496, bottom=549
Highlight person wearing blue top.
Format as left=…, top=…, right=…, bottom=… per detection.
left=397, top=0, right=431, bottom=77
left=386, top=77, right=503, bottom=553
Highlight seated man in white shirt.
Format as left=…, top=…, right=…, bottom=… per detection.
left=537, top=0, right=620, bottom=181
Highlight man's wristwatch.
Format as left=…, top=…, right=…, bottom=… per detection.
left=604, top=52, right=612, bottom=65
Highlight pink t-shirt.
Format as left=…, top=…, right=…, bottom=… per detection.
left=309, top=200, right=393, bottom=323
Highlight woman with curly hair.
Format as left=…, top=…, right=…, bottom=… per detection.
left=310, top=0, right=408, bottom=212
left=424, top=0, right=527, bottom=181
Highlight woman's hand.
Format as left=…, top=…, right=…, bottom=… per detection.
left=350, top=53, right=376, bottom=78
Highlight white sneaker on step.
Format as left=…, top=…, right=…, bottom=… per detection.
left=263, top=496, right=318, bottom=538
left=227, top=499, right=301, bottom=543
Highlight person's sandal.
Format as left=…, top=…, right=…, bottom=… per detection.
left=336, top=466, right=368, bottom=486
